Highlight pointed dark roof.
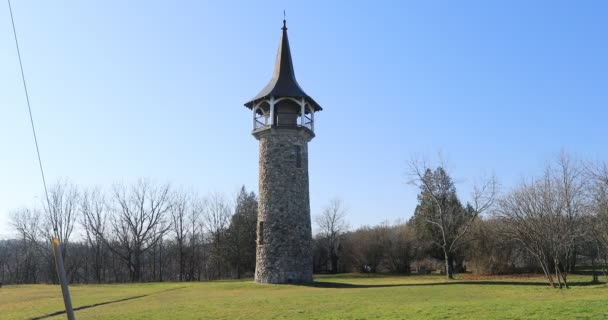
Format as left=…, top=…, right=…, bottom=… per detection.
left=244, top=20, right=322, bottom=111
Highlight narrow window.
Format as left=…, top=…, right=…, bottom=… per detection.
left=293, top=145, right=302, bottom=168
left=258, top=221, right=264, bottom=245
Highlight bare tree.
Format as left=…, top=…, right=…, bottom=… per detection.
left=94, top=180, right=172, bottom=282
left=42, top=181, right=79, bottom=256
left=495, top=153, right=588, bottom=288
left=80, top=188, right=108, bottom=283
left=408, top=158, right=497, bottom=279
left=10, top=208, right=41, bottom=244
left=315, top=198, right=349, bottom=273
left=386, top=222, right=418, bottom=274
left=349, top=223, right=392, bottom=273
left=35, top=181, right=80, bottom=283
left=187, top=196, right=205, bottom=281
left=202, top=192, right=232, bottom=279
left=149, top=219, right=169, bottom=282
left=10, top=208, right=43, bottom=283
left=170, top=190, right=191, bottom=281
left=587, top=160, right=608, bottom=280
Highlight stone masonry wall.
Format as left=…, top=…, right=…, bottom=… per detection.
left=254, top=127, right=313, bottom=284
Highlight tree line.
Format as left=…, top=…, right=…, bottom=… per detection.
left=313, top=153, right=608, bottom=288
left=1, top=182, right=257, bottom=284
left=1, top=153, right=607, bottom=289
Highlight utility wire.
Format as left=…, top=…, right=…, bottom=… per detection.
left=7, top=0, right=53, bottom=221
left=8, top=3, right=75, bottom=319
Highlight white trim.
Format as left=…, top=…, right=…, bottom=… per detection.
left=273, top=96, right=301, bottom=105
left=309, top=105, right=315, bottom=132
left=253, top=100, right=265, bottom=109
left=300, top=98, right=305, bottom=126
left=306, top=104, right=315, bottom=114
left=269, top=96, right=275, bottom=125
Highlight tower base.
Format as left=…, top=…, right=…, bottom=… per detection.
left=255, top=270, right=313, bottom=284
left=253, top=127, right=314, bottom=285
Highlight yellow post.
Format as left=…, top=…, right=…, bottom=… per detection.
left=52, top=238, right=75, bottom=320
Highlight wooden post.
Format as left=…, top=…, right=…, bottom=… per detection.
left=52, top=238, right=75, bottom=320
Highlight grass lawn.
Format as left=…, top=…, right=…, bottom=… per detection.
left=1, top=274, right=607, bottom=320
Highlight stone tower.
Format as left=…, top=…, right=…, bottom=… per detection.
left=244, top=19, right=322, bottom=284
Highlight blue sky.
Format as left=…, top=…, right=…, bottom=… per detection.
left=1, top=1, right=607, bottom=237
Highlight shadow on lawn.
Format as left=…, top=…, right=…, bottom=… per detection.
left=571, top=270, right=608, bottom=276
left=307, top=280, right=605, bottom=289
left=30, top=286, right=186, bottom=320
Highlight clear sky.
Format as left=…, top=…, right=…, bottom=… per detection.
left=1, top=1, right=607, bottom=238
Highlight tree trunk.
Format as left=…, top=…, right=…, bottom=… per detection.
left=592, top=257, right=599, bottom=283
left=538, top=255, right=555, bottom=287
left=553, top=257, right=569, bottom=289
left=331, top=253, right=339, bottom=274
left=445, top=251, right=454, bottom=280
left=555, top=263, right=563, bottom=289
left=603, top=254, right=608, bottom=282
left=178, top=242, right=184, bottom=282
left=152, top=245, right=157, bottom=281
left=567, top=250, right=577, bottom=273
left=133, top=253, right=141, bottom=282
left=159, top=239, right=163, bottom=282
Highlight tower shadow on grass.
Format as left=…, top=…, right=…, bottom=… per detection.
left=306, top=280, right=605, bottom=289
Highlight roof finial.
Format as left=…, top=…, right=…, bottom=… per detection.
left=282, top=10, right=287, bottom=30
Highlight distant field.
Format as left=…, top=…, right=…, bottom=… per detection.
left=1, top=274, right=607, bottom=320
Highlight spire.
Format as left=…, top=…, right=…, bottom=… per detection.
left=244, top=18, right=322, bottom=111
left=283, top=10, right=287, bottom=30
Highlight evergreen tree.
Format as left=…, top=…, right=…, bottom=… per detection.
left=226, top=186, right=258, bottom=278
left=410, top=167, right=474, bottom=279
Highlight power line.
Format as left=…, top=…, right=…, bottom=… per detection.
left=8, top=3, right=75, bottom=319
left=7, top=0, right=53, bottom=219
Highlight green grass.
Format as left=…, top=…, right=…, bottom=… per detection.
left=1, top=274, right=607, bottom=320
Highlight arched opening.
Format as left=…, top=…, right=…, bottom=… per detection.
left=274, top=99, right=300, bottom=127
left=253, top=101, right=270, bottom=130
left=303, top=104, right=314, bottom=131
